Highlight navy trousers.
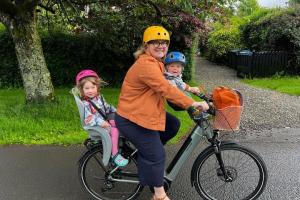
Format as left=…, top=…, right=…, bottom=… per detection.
left=115, top=112, right=180, bottom=187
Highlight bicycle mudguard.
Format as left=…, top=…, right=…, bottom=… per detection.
left=190, top=140, right=238, bottom=186
left=71, top=88, right=112, bottom=167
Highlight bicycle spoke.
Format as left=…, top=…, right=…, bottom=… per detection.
left=230, top=181, right=239, bottom=200
left=193, top=144, right=267, bottom=200
left=79, top=147, right=142, bottom=200
left=93, top=176, right=105, bottom=180
left=91, top=154, right=108, bottom=173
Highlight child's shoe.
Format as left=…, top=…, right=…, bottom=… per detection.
left=112, top=153, right=129, bottom=167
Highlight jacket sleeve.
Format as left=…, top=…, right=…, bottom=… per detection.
left=139, top=62, right=194, bottom=109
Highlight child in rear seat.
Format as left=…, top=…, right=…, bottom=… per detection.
left=76, top=69, right=128, bottom=167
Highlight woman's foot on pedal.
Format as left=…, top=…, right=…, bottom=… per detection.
left=112, top=153, right=128, bottom=167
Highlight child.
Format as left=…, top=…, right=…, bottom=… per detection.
left=76, top=69, right=128, bottom=167
left=164, top=51, right=200, bottom=96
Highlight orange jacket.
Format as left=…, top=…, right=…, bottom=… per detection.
left=117, top=54, right=194, bottom=131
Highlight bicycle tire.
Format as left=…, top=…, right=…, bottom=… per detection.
left=191, top=143, right=268, bottom=200
left=78, top=143, right=143, bottom=200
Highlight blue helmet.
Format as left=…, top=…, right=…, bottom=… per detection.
left=165, top=51, right=186, bottom=66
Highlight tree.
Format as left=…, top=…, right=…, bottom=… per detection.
left=0, top=0, right=55, bottom=103
left=237, top=0, right=260, bottom=17
left=0, top=0, right=234, bottom=103
left=289, top=0, right=300, bottom=5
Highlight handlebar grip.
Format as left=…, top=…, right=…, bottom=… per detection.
left=198, top=93, right=212, bottom=102
left=187, top=106, right=202, bottom=117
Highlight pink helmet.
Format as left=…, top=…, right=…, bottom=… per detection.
left=76, top=69, right=99, bottom=85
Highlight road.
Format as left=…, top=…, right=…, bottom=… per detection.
left=1, top=128, right=300, bottom=200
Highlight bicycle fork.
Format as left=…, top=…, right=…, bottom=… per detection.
left=212, top=139, right=233, bottom=182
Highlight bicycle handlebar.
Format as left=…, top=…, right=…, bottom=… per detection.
left=187, top=93, right=215, bottom=122
left=197, top=92, right=212, bottom=103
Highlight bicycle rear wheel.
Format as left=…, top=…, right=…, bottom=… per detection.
left=78, top=144, right=143, bottom=200
left=192, top=143, right=267, bottom=200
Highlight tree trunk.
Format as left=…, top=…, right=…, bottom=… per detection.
left=8, top=11, right=54, bottom=103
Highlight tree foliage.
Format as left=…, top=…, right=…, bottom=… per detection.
left=38, top=0, right=208, bottom=82
left=237, top=0, right=260, bottom=16
left=0, top=0, right=244, bottom=90
left=206, top=25, right=244, bottom=63
left=289, top=0, right=300, bottom=5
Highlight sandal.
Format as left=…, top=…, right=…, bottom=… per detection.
left=112, top=153, right=128, bottom=167
left=151, top=195, right=167, bottom=200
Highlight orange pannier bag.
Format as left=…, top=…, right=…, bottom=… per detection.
left=212, top=86, right=243, bottom=131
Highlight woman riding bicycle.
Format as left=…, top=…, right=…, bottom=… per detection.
left=115, top=25, right=209, bottom=200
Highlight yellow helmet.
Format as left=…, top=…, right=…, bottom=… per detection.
left=143, top=26, right=170, bottom=43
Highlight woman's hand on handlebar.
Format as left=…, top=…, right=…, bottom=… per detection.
left=191, top=101, right=209, bottom=111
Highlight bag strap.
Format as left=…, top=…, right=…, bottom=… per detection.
left=88, top=98, right=108, bottom=120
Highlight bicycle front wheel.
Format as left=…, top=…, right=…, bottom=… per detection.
left=192, top=143, right=268, bottom=200
left=78, top=144, right=143, bottom=200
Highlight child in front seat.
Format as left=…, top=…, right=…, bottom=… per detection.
left=164, top=51, right=201, bottom=96
left=76, top=69, right=128, bottom=167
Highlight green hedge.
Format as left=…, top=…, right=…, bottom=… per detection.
left=206, top=27, right=244, bottom=63
left=0, top=31, right=134, bottom=87
left=0, top=31, right=20, bottom=87
left=0, top=31, right=195, bottom=88
left=241, top=7, right=300, bottom=73
left=205, top=17, right=246, bottom=64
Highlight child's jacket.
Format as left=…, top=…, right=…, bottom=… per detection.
left=83, top=95, right=116, bottom=127
left=164, top=72, right=190, bottom=91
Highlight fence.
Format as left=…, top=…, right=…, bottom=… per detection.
left=228, top=50, right=289, bottom=78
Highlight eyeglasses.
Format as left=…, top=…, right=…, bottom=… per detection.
left=148, top=40, right=169, bottom=48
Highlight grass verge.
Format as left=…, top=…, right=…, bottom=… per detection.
left=0, top=88, right=195, bottom=145
left=242, top=76, right=300, bottom=96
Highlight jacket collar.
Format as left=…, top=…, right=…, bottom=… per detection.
left=139, top=53, right=164, bottom=71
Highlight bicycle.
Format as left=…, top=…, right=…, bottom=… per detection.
left=76, top=91, right=268, bottom=200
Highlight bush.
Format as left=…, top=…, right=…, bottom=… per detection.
left=206, top=26, right=244, bottom=63
left=241, top=7, right=300, bottom=74
left=1, top=2, right=208, bottom=88
left=0, top=29, right=199, bottom=88
left=42, top=32, right=134, bottom=87
left=0, top=23, right=5, bottom=31
left=0, top=31, right=134, bottom=87
left=205, top=15, right=248, bottom=64
left=0, top=31, right=20, bottom=87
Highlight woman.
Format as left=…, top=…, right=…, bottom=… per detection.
left=115, top=26, right=209, bottom=200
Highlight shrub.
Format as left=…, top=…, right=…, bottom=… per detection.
left=0, top=31, right=134, bottom=87
left=206, top=26, right=244, bottom=63
left=0, top=31, right=20, bottom=87
left=0, top=30, right=199, bottom=88
left=241, top=7, right=300, bottom=74
left=205, top=15, right=248, bottom=64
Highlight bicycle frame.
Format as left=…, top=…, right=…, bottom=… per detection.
left=165, top=119, right=214, bottom=182
left=107, top=117, right=220, bottom=185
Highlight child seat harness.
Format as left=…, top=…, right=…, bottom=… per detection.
left=87, top=96, right=108, bottom=121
